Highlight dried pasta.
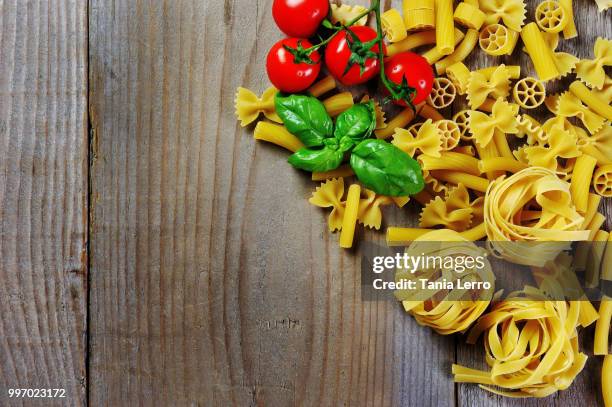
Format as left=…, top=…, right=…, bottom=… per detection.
left=594, top=299, right=611, bottom=355
left=358, top=189, right=406, bottom=230
left=418, top=152, right=481, bottom=175
left=453, top=110, right=472, bottom=139
left=430, top=170, right=490, bottom=192
left=467, top=65, right=511, bottom=109
left=593, top=164, right=612, bottom=197
left=311, top=165, right=354, bottom=181
left=479, top=24, right=520, bottom=56
left=422, top=30, right=466, bottom=64
left=308, top=75, right=337, bottom=98
left=340, top=184, right=361, bottom=248
left=387, top=30, right=436, bottom=57
left=427, top=77, right=457, bottom=108
left=309, top=178, right=346, bottom=232
left=453, top=2, right=486, bottom=30
left=577, top=124, right=612, bottom=166
left=560, top=0, right=577, bottom=38
left=323, top=92, right=354, bottom=117
left=434, top=120, right=462, bottom=150
left=435, top=0, right=456, bottom=55
left=375, top=106, right=420, bottom=139
left=484, top=167, right=589, bottom=266
left=535, top=0, right=568, bottom=34
left=404, top=0, right=436, bottom=31
left=513, top=77, right=546, bottom=109
left=569, top=81, right=612, bottom=121
left=382, top=8, right=407, bottom=42
left=330, top=4, right=369, bottom=26
left=557, top=92, right=606, bottom=134
left=253, top=121, right=304, bottom=152
left=478, top=157, right=528, bottom=174
left=576, top=37, right=612, bottom=89
left=435, top=29, right=479, bottom=74
left=523, top=123, right=580, bottom=171
left=478, top=0, right=526, bottom=31
left=521, top=23, right=560, bottom=81
left=516, top=114, right=546, bottom=145
left=392, top=119, right=443, bottom=157
left=361, top=95, right=387, bottom=130
left=235, top=86, right=281, bottom=126
left=469, top=98, right=519, bottom=148
left=454, top=294, right=587, bottom=397
left=395, top=230, right=493, bottom=334
left=419, top=184, right=474, bottom=231
left=446, top=62, right=471, bottom=94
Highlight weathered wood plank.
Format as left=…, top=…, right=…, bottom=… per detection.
left=0, top=1, right=88, bottom=406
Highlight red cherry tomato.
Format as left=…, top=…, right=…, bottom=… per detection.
left=272, top=0, right=329, bottom=38
left=384, top=52, right=434, bottom=106
left=266, top=38, right=322, bottom=93
left=325, top=26, right=386, bottom=86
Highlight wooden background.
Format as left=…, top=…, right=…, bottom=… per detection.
left=0, top=0, right=610, bottom=405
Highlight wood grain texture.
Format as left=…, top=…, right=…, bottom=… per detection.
left=0, top=1, right=88, bottom=406
left=87, top=0, right=611, bottom=406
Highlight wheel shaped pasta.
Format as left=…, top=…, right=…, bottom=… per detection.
left=434, top=120, right=461, bottom=150
left=513, top=77, right=546, bottom=109
left=478, top=0, right=526, bottom=31
left=593, top=164, right=612, bottom=197
left=479, top=24, right=519, bottom=56
left=427, top=77, right=457, bottom=108
left=535, top=0, right=568, bottom=33
left=395, top=230, right=494, bottom=335
left=453, top=110, right=472, bottom=140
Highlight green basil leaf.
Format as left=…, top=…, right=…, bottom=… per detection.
left=350, top=139, right=425, bottom=197
left=288, top=147, right=344, bottom=173
left=334, top=101, right=376, bottom=142
left=275, top=93, right=333, bottom=148
left=339, top=136, right=355, bottom=152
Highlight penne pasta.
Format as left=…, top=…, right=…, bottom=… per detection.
left=594, top=298, right=611, bottom=355
left=430, top=170, right=490, bottom=192
left=254, top=121, right=304, bottom=152
left=435, top=0, right=456, bottom=55
left=422, top=29, right=466, bottom=64
left=419, top=152, right=480, bottom=175
left=386, top=227, right=433, bottom=245
left=387, top=30, right=436, bottom=57
left=478, top=157, right=528, bottom=174
left=308, top=75, right=337, bottom=98
left=323, top=92, right=354, bottom=117
left=375, top=106, right=421, bottom=139
left=312, top=165, right=354, bottom=181
left=435, top=29, right=479, bottom=74
left=418, top=104, right=444, bottom=121
left=570, top=154, right=598, bottom=213
left=585, top=229, right=609, bottom=288
left=560, top=0, right=578, bottom=38
left=521, top=23, right=560, bottom=81
left=478, top=65, right=521, bottom=80
left=340, top=184, right=361, bottom=248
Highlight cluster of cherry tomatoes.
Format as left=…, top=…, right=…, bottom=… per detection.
left=266, top=0, right=434, bottom=105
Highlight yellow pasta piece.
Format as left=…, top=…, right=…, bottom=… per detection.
left=446, top=62, right=471, bottom=95
left=593, top=75, right=612, bottom=104
left=461, top=222, right=487, bottom=240
left=569, top=81, right=612, bottom=121
left=573, top=212, right=605, bottom=272
left=323, top=92, right=354, bottom=117
left=419, top=184, right=474, bottom=231
left=493, top=131, right=513, bottom=159
left=594, top=299, right=611, bottom=355
left=478, top=0, right=526, bottom=31
left=382, top=9, right=407, bottom=42
left=595, top=0, right=612, bottom=11
left=235, top=86, right=281, bottom=126
left=467, top=65, right=511, bottom=109
left=309, top=178, right=346, bottom=232
left=557, top=92, right=606, bottom=135
left=403, top=0, right=435, bottom=31
left=308, top=75, right=337, bottom=98
left=253, top=121, right=305, bottom=152
left=386, top=227, right=432, bottom=245
left=435, top=29, right=479, bottom=74
left=593, top=164, right=612, bottom=197
left=516, top=114, right=546, bottom=145
left=478, top=65, right=521, bottom=80
left=422, top=29, right=466, bottom=64
left=395, top=230, right=493, bottom=334
left=521, top=23, right=560, bottom=81
left=603, top=356, right=612, bottom=407
left=581, top=193, right=602, bottom=229
left=435, top=0, right=455, bottom=55
left=339, top=184, right=361, bottom=248
left=430, top=170, right=490, bottom=192
left=330, top=4, right=369, bottom=26
left=513, top=77, right=546, bottom=109
left=434, top=120, right=461, bottom=150
left=357, top=189, right=398, bottom=230
left=585, top=229, right=609, bottom=288
left=419, top=104, right=445, bottom=121
left=559, top=0, right=577, bottom=39
left=427, top=77, right=456, bottom=108
left=478, top=157, right=528, bottom=175
left=485, top=167, right=589, bottom=266
left=570, top=154, right=598, bottom=213
left=455, top=294, right=587, bottom=397
left=469, top=98, right=519, bottom=148
left=453, top=145, right=476, bottom=156
left=387, top=30, right=436, bottom=57
left=453, top=110, right=472, bottom=140
left=578, top=124, right=612, bottom=166
left=603, top=233, right=612, bottom=281
left=453, top=2, right=486, bottom=29
left=524, top=123, right=580, bottom=171
left=392, top=119, right=443, bottom=158
left=419, top=152, right=480, bottom=175
left=375, top=106, right=420, bottom=139
left=535, top=0, right=568, bottom=34
left=311, top=165, right=354, bottom=181
left=479, top=24, right=519, bottom=56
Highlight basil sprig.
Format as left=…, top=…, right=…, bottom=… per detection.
left=275, top=93, right=424, bottom=197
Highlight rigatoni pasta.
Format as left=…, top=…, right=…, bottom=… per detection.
left=521, top=23, right=560, bottom=81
